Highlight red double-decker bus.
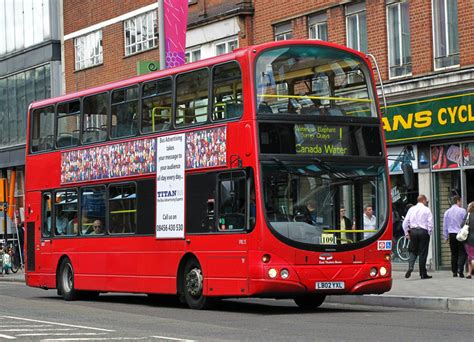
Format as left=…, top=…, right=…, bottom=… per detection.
left=25, top=40, right=392, bottom=309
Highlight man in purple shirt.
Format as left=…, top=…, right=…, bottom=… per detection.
left=443, top=195, right=467, bottom=277
left=402, top=194, right=434, bottom=279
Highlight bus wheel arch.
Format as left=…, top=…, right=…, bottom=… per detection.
left=177, top=253, right=213, bottom=309
left=57, top=256, right=78, bottom=301
left=56, top=255, right=71, bottom=296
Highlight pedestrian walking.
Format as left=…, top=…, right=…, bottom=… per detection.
left=443, top=195, right=467, bottom=277
left=402, top=194, right=434, bottom=279
left=464, top=202, right=474, bottom=279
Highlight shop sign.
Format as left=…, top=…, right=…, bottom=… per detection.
left=382, top=92, right=474, bottom=144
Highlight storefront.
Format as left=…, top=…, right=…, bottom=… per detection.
left=384, top=91, right=474, bottom=269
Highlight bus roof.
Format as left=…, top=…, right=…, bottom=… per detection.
left=29, top=39, right=369, bottom=110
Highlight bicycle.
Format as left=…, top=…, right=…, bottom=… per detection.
left=395, top=235, right=410, bottom=261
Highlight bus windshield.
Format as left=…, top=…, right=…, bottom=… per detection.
left=255, top=45, right=376, bottom=117
left=262, top=161, right=388, bottom=249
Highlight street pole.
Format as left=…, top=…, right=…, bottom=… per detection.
left=158, top=0, right=166, bottom=70
left=2, top=202, right=6, bottom=248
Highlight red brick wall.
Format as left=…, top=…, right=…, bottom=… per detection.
left=63, top=0, right=253, bottom=93
left=458, top=0, right=474, bottom=67
left=409, top=0, right=433, bottom=76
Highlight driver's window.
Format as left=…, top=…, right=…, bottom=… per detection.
left=212, top=62, right=243, bottom=121
left=218, top=173, right=246, bottom=231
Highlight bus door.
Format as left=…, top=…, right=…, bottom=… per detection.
left=208, top=171, right=249, bottom=295
left=32, top=191, right=54, bottom=274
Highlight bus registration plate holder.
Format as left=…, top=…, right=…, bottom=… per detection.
left=315, top=281, right=345, bottom=290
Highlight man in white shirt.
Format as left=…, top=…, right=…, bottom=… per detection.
left=363, top=204, right=377, bottom=239
left=402, top=194, right=434, bottom=279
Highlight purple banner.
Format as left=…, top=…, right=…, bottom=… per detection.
left=164, top=0, right=188, bottom=68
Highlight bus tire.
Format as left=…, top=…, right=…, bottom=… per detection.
left=294, top=294, right=326, bottom=309
left=182, top=258, right=212, bottom=310
left=58, top=259, right=78, bottom=301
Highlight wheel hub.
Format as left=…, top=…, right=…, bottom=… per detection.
left=185, top=267, right=203, bottom=297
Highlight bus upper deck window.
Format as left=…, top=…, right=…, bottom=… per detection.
left=212, top=62, right=243, bottom=121
left=30, top=106, right=55, bottom=153
left=175, top=69, right=209, bottom=126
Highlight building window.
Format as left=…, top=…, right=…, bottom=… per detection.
left=185, top=48, right=201, bottom=63
left=346, top=2, right=368, bottom=53
left=274, top=22, right=292, bottom=41
left=433, top=0, right=459, bottom=69
left=216, top=38, right=238, bottom=56
left=74, top=30, right=103, bottom=70
left=0, top=0, right=52, bottom=56
left=387, top=1, right=412, bottom=78
left=2, top=64, right=51, bottom=148
left=124, top=10, right=158, bottom=56
left=308, top=13, right=328, bottom=41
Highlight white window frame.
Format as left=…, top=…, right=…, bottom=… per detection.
left=74, top=30, right=103, bottom=71
left=308, top=13, right=328, bottom=41
left=124, top=10, right=158, bottom=56
left=386, top=1, right=412, bottom=79
left=274, top=22, right=292, bottom=41
left=185, top=47, right=202, bottom=63
left=432, top=0, right=459, bottom=71
left=215, top=37, right=238, bottom=56
left=345, top=3, right=368, bottom=53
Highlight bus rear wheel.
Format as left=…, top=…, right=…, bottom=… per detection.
left=294, top=294, right=326, bottom=309
left=182, top=258, right=212, bottom=310
left=58, top=259, right=78, bottom=301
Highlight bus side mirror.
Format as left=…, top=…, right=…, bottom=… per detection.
left=402, top=163, right=414, bottom=190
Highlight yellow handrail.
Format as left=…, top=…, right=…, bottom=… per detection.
left=258, top=94, right=372, bottom=103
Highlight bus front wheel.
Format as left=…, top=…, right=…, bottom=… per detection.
left=58, top=259, right=78, bottom=301
left=182, top=258, right=212, bottom=310
left=294, top=294, right=326, bottom=309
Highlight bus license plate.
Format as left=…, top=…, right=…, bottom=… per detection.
left=315, top=281, right=345, bottom=290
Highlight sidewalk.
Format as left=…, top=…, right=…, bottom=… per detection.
left=1, top=268, right=473, bottom=313
left=327, top=268, right=474, bottom=313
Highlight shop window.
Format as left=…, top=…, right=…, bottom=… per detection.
left=56, top=100, right=80, bottom=148
left=141, top=78, right=172, bottom=133
left=111, top=85, right=138, bottom=138
left=30, top=105, right=54, bottom=152
left=82, top=93, right=108, bottom=144
left=212, top=62, right=243, bottom=121
left=175, top=69, right=209, bottom=126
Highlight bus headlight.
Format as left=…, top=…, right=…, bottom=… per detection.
left=380, top=267, right=388, bottom=276
left=369, top=267, right=378, bottom=277
left=268, top=268, right=278, bottom=278
left=280, top=269, right=289, bottom=279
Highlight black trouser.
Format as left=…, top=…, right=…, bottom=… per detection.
left=408, top=228, right=430, bottom=277
left=449, top=233, right=467, bottom=275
